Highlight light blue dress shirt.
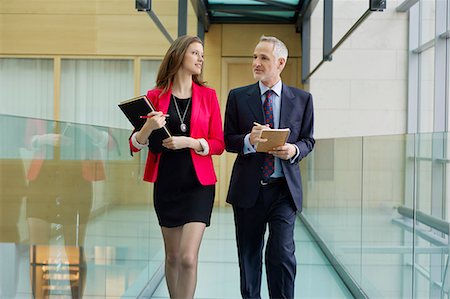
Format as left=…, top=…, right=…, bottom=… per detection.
left=243, top=81, right=299, bottom=178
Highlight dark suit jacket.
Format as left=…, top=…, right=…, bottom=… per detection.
left=224, top=82, right=314, bottom=211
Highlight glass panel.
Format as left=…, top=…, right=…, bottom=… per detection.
left=0, top=58, right=54, bottom=119
left=212, top=11, right=295, bottom=18
left=361, top=134, right=413, bottom=298
left=414, top=132, right=447, bottom=298
left=447, top=0, right=450, bottom=168
left=60, top=59, right=134, bottom=129
left=420, top=0, right=435, bottom=43
left=419, top=48, right=435, bottom=132
left=302, top=132, right=450, bottom=298
left=301, top=136, right=363, bottom=285
left=207, top=0, right=299, bottom=5
left=0, top=114, right=162, bottom=298
left=310, top=0, right=324, bottom=69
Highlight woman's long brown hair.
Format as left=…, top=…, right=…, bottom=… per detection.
left=155, top=35, right=205, bottom=95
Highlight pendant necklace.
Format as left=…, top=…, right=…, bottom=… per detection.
left=173, top=96, right=191, bottom=133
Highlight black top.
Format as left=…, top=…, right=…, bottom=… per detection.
left=148, top=95, right=191, bottom=153
left=152, top=95, right=215, bottom=227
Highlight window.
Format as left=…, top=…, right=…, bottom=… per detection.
left=0, top=58, right=53, bottom=119
left=60, top=59, right=134, bottom=128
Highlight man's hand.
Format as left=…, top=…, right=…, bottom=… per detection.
left=269, top=143, right=296, bottom=160
left=249, top=123, right=269, bottom=145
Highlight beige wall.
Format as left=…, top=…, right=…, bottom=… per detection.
left=0, top=0, right=303, bottom=206
left=309, top=0, right=408, bottom=138
left=302, top=1, right=408, bottom=213
left=0, top=0, right=197, bottom=56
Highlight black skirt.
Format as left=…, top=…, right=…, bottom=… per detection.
left=153, top=95, right=215, bottom=228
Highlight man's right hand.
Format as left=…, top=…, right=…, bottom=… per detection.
left=249, top=123, right=269, bottom=146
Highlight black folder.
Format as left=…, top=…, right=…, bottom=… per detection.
left=119, top=95, right=172, bottom=153
left=118, top=95, right=171, bottom=138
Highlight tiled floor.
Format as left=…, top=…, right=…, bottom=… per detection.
left=4, top=205, right=352, bottom=298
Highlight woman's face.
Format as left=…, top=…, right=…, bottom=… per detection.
left=181, top=42, right=204, bottom=75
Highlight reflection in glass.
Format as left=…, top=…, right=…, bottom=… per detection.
left=0, top=116, right=27, bottom=298
left=25, top=119, right=111, bottom=298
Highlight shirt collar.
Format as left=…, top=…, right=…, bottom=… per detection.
left=259, top=80, right=282, bottom=97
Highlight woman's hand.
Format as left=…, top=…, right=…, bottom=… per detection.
left=142, top=111, right=167, bottom=131
left=162, top=136, right=201, bottom=151
left=135, top=111, right=167, bottom=145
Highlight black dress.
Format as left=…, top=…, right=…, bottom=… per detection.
left=152, top=95, right=215, bottom=228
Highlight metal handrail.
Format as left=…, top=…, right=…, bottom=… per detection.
left=397, top=205, right=449, bottom=235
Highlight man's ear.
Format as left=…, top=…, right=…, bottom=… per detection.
left=278, top=57, right=286, bottom=70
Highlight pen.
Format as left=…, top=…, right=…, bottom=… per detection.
left=253, top=121, right=266, bottom=127
left=140, top=114, right=169, bottom=119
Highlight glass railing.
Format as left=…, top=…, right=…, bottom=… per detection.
left=0, top=114, right=164, bottom=298
left=4, top=113, right=450, bottom=298
left=300, top=132, right=450, bottom=298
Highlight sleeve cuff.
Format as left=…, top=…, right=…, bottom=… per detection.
left=131, top=132, right=148, bottom=150
left=195, top=138, right=210, bottom=156
left=290, top=144, right=300, bottom=164
left=243, top=134, right=256, bottom=154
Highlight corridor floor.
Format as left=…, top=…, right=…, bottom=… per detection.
left=151, top=207, right=353, bottom=299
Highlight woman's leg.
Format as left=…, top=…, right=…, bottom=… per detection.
left=161, top=226, right=182, bottom=299
left=161, top=222, right=206, bottom=299
left=176, top=222, right=206, bottom=299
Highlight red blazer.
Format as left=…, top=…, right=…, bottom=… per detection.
left=130, top=83, right=225, bottom=185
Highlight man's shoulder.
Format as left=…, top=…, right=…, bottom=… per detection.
left=283, top=84, right=311, bottom=98
left=229, top=83, right=257, bottom=95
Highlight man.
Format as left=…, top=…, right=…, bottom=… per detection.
left=224, top=35, right=314, bottom=299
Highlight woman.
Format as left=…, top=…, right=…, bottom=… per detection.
left=129, top=35, right=224, bottom=298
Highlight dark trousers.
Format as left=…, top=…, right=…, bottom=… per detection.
left=233, top=181, right=297, bottom=299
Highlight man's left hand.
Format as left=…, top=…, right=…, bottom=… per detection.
left=268, top=143, right=296, bottom=160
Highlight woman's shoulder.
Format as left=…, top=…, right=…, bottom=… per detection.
left=195, top=84, right=217, bottom=96
left=146, top=88, right=163, bottom=98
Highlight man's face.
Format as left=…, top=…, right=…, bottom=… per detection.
left=252, top=41, right=283, bottom=84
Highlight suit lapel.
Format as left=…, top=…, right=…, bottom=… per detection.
left=246, top=83, right=265, bottom=124
left=280, top=84, right=295, bottom=128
